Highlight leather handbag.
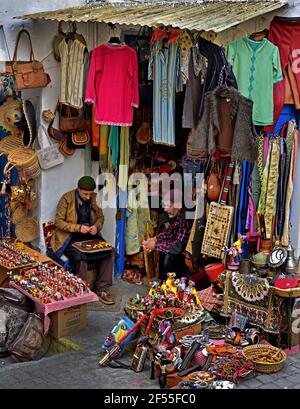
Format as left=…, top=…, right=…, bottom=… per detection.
left=207, top=171, right=221, bottom=201
left=8, top=313, right=44, bottom=362
left=59, top=136, right=75, bottom=157
left=59, top=103, right=86, bottom=133
left=5, top=29, right=51, bottom=91
left=66, top=130, right=90, bottom=149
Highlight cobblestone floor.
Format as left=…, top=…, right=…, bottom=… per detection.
left=0, top=279, right=300, bottom=389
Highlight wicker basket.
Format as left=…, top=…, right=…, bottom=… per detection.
left=7, top=147, right=41, bottom=179
left=0, top=134, right=22, bottom=154
left=242, top=345, right=286, bottom=374
left=8, top=147, right=37, bottom=167
left=12, top=203, right=28, bottom=224
left=15, top=217, right=39, bottom=242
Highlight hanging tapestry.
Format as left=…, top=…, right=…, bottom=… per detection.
left=221, top=271, right=283, bottom=334
left=201, top=202, right=234, bottom=259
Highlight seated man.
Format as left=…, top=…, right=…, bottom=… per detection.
left=51, top=176, right=115, bottom=305
left=142, top=189, right=192, bottom=279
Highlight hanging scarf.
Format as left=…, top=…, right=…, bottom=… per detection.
left=108, top=126, right=119, bottom=170
left=118, top=127, right=129, bottom=191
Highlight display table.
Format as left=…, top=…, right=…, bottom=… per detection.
left=0, top=244, right=50, bottom=287
left=10, top=281, right=98, bottom=333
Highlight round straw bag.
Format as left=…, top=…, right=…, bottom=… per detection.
left=15, top=217, right=39, bottom=242
left=8, top=147, right=41, bottom=179
left=12, top=203, right=28, bottom=224
left=0, top=134, right=22, bottom=154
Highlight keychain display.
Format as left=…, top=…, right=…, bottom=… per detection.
left=9, top=262, right=89, bottom=303
left=0, top=240, right=36, bottom=268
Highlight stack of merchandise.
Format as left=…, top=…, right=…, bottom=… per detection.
left=8, top=262, right=89, bottom=304
left=0, top=240, right=37, bottom=268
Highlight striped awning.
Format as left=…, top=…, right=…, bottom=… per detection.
left=14, top=1, right=287, bottom=33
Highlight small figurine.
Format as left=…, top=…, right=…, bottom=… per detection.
left=148, top=280, right=160, bottom=298
left=224, top=234, right=244, bottom=271
left=166, top=272, right=177, bottom=296
left=186, top=280, right=201, bottom=307
left=177, top=277, right=188, bottom=302
left=157, top=319, right=176, bottom=352
left=160, top=280, right=168, bottom=297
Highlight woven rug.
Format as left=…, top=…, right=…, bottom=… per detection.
left=87, top=285, right=124, bottom=312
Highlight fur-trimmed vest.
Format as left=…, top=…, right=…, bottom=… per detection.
left=190, top=86, right=258, bottom=162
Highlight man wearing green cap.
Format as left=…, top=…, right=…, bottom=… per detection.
left=51, top=176, right=115, bottom=305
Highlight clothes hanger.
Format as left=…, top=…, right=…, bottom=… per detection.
left=108, top=22, right=121, bottom=44
left=249, top=28, right=268, bottom=41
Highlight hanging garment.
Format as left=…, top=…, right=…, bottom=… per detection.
left=99, top=125, right=109, bottom=171
left=197, top=37, right=237, bottom=120
left=118, top=127, right=130, bottom=191
left=250, top=162, right=261, bottom=231
left=191, top=86, right=258, bottom=162
left=182, top=47, right=206, bottom=129
left=257, top=139, right=280, bottom=239
left=148, top=40, right=183, bottom=146
left=275, top=137, right=286, bottom=238
left=237, top=161, right=252, bottom=236
left=125, top=182, right=151, bottom=255
left=246, top=186, right=255, bottom=233
left=220, top=161, right=235, bottom=206
left=85, top=44, right=139, bottom=126
left=91, top=106, right=100, bottom=148
left=281, top=121, right=296, bottom=246
left=226, top=37, right=282, bottom=126
left=265, top=17, right=300, bottom=132
left=177, top=30, right=193, bottom=64
left=108, top=126, right=119, bottom=170
left=150, top=27, right=182, bottom=44
left=58, top=39, right=87, bottom=109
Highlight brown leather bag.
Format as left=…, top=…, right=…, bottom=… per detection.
left=59, top=104, right=86, bottom=133
left=8, top=313, right=44, bottom=362
left=6, top=29, right=51, bottom=91
left=207, top=171, right=221, bottom=201
left=66, top=130, right=90, bottom=149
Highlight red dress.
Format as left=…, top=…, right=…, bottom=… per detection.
left=85, top=43, right=139, bottom=126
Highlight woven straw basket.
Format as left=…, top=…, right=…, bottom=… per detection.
left=0, top=134, right=22, bottom=155
left=15, top=217, right=39, bottom=242
left=242, top=345, right=286, bottom=374
left=12, top=203, right=28, bottom=224
left=7, top=147, right=41, bottom=179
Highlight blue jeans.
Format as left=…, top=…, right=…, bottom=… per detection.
left=183, top=155, right=207, bottom=188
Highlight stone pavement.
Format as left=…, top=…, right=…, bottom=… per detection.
left=0, top=278, right=300, bottom=389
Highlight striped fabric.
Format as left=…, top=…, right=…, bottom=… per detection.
left=59, top=39, right=87, bottom=109
left=148, top=40, right=183, bottom=146
left=220, top=161, right=235, bottom=206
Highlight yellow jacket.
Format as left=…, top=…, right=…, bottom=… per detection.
left=51, top=189, right=104, bottom=253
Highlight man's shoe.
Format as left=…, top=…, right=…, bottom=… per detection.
left=96, top=290, right=115, bottom=305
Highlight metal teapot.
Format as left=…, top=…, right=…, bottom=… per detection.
left=285, top=244, right=299, bottom=274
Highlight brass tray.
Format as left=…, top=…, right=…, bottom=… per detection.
left=270, top=285, right=300, bottom=298
left=72, top=239, right=112, bottom=253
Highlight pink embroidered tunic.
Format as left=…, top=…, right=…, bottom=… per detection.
left=85, top=44, right=139, bottom=126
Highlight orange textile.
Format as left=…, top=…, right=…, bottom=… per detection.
left=206, top=345, right=237, bottom=355
left=92, top=106, right=100, bottom=147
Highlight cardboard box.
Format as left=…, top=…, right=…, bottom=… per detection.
left=50, top=304, right=87, bottom=339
